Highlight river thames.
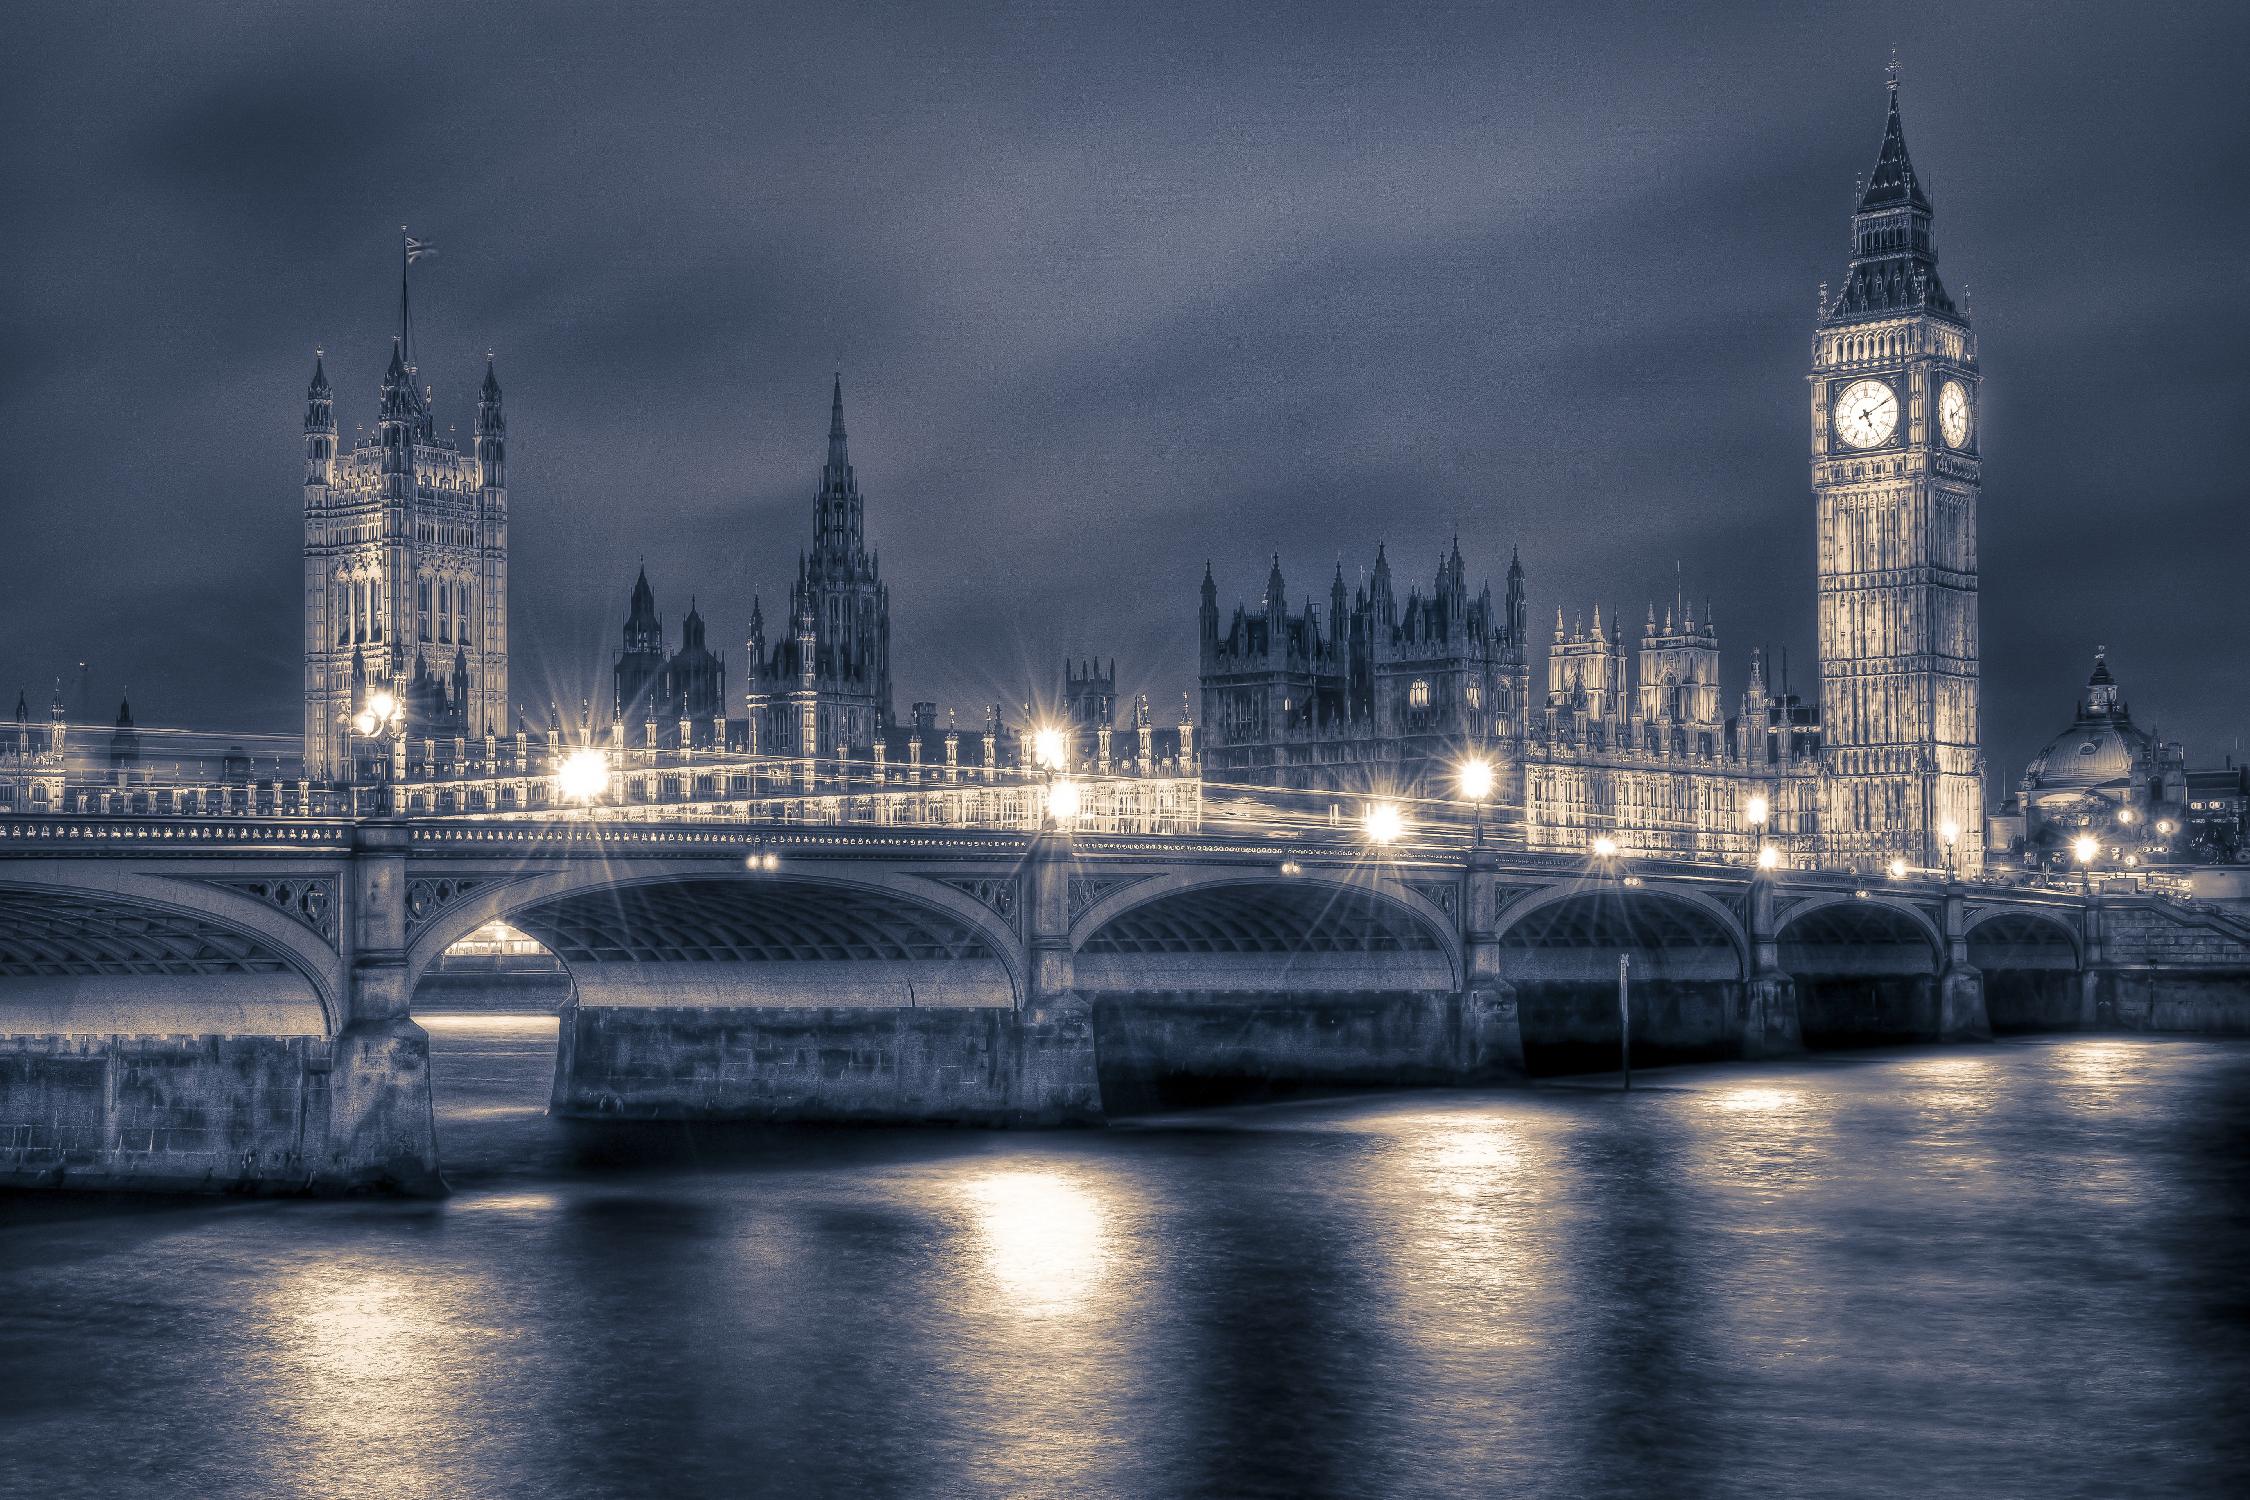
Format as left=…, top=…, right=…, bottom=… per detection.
left=4, top=1022, right=2246, bottom=1499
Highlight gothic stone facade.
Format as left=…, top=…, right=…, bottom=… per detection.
left=743, top=378, right=893, bottom=769
left=1198, top=541, right=1531, bottom=798
left=302, top=340, right=508, bottom=782
left=1201, top=81, right=1985, bottom=876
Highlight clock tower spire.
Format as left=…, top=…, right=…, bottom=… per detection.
left=1811, top=70, right=1984, bottom=873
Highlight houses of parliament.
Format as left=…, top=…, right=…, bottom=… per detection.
left=280, top=78, right=1985, bottom=874
left=1201, top=77, right=1986, bottom=875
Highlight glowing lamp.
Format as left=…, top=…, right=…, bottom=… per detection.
left=366, top=690, right=398, bottom=723
left=1756, top=844, right=1781, bottom=871
left=350, top=710, right=378, bottom=737
left=1940, top=819, right=1961, bottom=845
left=1046, top=777, right=1082, bottom=823
left=2116, top=807, right=2137, bottom=825
left=1456, top=757, right=1495, bottom=803
left=1362, top=801, right=1405, bottom=847
left=555, top=747, right=609, bottom=802
left=1032, top=725, right=1068, bottom=772
left=1744, top=793, right=1770, bottom=828
left=2072, top=835, right=2099, bottom=865
left=2156, top=819, right=2176, bottom=836
left=1887, top=858, right=1909, bottom=879
left=1591, top=834, right=1619, bottom=859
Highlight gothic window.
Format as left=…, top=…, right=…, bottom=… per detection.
left=1409, top=679, right=1431, bottom=710
left=1466, top=681, right=1482, bottom=710
left=418, top=579, right=432, bottom=641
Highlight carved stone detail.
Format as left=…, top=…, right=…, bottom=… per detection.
left=206, top=877, right=336, bottom=941
left=1403, top=879, right=1460, bottom=920
left=931, top=875, right=1018, bottom=923
left=405, top=876, right=488, bottom=933
left=1068, top=874, right=1153, bottom=922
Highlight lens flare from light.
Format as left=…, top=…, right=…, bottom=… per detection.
left=1591, top=834, right=1619, bottom=859
left=350, top=710, right=378, bottom=737
left=366, top=690, right=398, bottom=723
left=1047, top=777, right=1081, bottom=823
left=1363, top=801, right=1405, bottom=847
left=2073, top=834, right=2099, bottom=865
left=1757, top=843, right=1780, bottom=871
left=1744, top=793, right=1769, bottom=827
left=1032, top=725, right=1068, bottom=771
left=1887, top=857, right=1909, bottom=879
left=1456, top=757, right=1494, bottom=803
left=555, top=747, right=609, bottom=802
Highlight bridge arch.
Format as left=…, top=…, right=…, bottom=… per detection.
left=1966, top=908, right=2086, bottom=1033
left=0, top=872, right=340, bottom=1036
left=1069, top=868, right=1462, bottom=992
left=1775, top=894, right=1943, bottom=1046
left=404, top=859, right=1028, bottom=1010
left=1492, top=880, right=1748, bottom=1075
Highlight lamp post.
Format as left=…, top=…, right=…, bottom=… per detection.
left=2073, top=833, right=2100, bottom=897
left=349, top=689, right=406, bottom=815
left=555, top=745, right=611, bottom=815
left=1456, top=755, right=1495, bottom=849
left=1940, top=819, right=1962, bottom=881
left=1362, top=799, right=1406, bottom=851
left=1744, top=790, right=1771, bottom=870
left=1032, top=722, right=1075, bottom=830
left=1590, top=832, right=1628, bottom=1088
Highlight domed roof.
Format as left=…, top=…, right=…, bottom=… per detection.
left=2022, top=650, right=2151, bottom=793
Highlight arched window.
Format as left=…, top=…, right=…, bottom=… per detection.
left=1409, top=679, right=1431, bottom=710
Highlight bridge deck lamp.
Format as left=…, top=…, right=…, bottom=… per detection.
left=556, top=746, right=610, bottom=804
left=1887, top=857, right=1909, bottom=880
left=1456, top=756, right=1495, bottom=846
left=1756, top=844, right=1781, bottom=872
left=1046, top=776, right=1082, bottom=826
left=1591, top=834, right=1620, bottom=860
left=1363, top=800, right=1405, bottom=849
left=2073, top=833, right=2100, bottom=896
left=2156, top=818, right=2176, bottom=838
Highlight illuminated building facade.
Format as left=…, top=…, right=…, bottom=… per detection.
left=1810, top=79, right=1985, bottom=872
left=743, top=379, right=893, bottom=773
left=1198, top=540, right=1531, bottom=796
left=301, top=336, right=509, bottom=782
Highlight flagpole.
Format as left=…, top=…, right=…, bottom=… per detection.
left=400, top=225, right=411, bottom=367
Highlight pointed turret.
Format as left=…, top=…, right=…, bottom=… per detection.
left=1264, top=554, right=1286, bottom=619
left=1827, top=70, right=1958, bottom=325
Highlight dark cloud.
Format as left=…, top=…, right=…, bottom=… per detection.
left=2, top=0, right=2246, bottom=790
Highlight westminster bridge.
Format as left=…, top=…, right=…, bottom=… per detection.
left=5, top=811, right=2250, bottom=1194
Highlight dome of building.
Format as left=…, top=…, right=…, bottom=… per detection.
left=2022, top=650, right=2149, bottom=795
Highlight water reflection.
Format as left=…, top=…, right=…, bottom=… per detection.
left=3, top=1031, right=2247, bottom=1499
left=956, top=1167, right=1113, bottom=1319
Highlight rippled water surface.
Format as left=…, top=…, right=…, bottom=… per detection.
left=5, top=1020, right=2248, bottom=1499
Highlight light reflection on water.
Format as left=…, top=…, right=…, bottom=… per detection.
left=2, top=1026, right=2247, bottom=1499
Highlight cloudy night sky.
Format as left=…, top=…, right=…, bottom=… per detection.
left=2, top=0, right=2245, bottom=787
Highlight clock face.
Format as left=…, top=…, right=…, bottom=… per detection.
left=1834, top=378, right=1899, bottom=449
left=1939, top=379, right=1972, bottom=447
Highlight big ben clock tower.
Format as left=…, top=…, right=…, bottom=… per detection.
left=1812, top=72, right=1985, bottom=874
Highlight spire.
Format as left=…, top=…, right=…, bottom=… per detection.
left=307, top=350, right=331, bottom=401
left=1858, top=64, right=1931, bottom=213
left=481, top=351, right=503, bottom=404
left=1829, top=64, right=1957, bottom=325
left=115, top=693, right=132, bottom=727
left=827, top=372, right=849, bottom=473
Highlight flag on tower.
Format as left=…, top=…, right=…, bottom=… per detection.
left=405, top=236, right=437, bottom=262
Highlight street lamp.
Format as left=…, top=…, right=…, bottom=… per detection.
left=1363, top=800, right=1405, bottom=849
left=1887, top=857, right=1909, bottom=881
left=1046, top=776, right=1082, bottom=825
left=1744, top=790, right=1770, bottom=868
left=555, top=746, right=610, bottom=806
left=1032, top=724, right=1069, bottom=773
left=1756, top=843, right=1781, bottom=872
left=349, top=688, right=406, bottom=813
left=1457, top=755, right=1494, bottom=847
left=2073, top=832, right=2100, bottom=896
left=1591, top=833, right=1620, bottom=859
left=1940, top=818, right=1962, bottom=879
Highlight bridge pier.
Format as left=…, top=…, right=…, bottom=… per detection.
left=1460, top=849, right=1528, bottom=1079
left=321, top=821, right=443, bottom=1193
left=1741, top=880, right=1804, bottom=1058
left=1936, top=886, right=1993, bottom=1043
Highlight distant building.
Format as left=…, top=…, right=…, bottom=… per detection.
left=742, top=379, right=893, bottom=771
left=610, top=568, right=728, bottom=748
left=2006, top=650, right=2185, bottom=871
left=1198, top=540, right=1531, bottom=797
left=2183, top=764, right=2250, bottom=865
left=301, top=323, right=508, bottom=782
